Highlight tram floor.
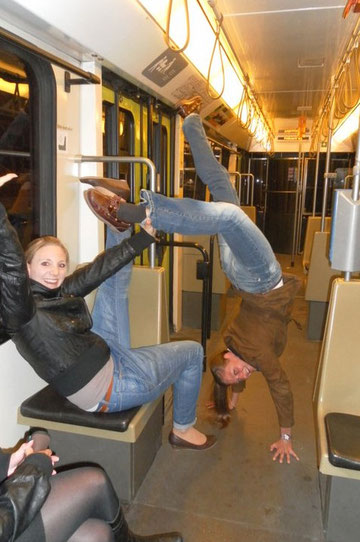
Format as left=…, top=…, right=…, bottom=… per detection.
left=126, top=254, right=325, bottom=542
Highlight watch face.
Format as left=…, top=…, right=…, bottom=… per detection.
left=281, top=433, right=291, bottom=441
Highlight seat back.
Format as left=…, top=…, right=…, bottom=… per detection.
left=313, top=278, right=360, bottom=479
left=303, top=216, right=331, bottom=272
left=305, top=231, right=340, bottom=302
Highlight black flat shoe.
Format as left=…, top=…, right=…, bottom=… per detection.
left=168, top=431, right=216, bottom=450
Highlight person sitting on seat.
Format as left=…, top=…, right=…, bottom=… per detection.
left=83, top=99, right=301, bottom=464
left=0, top=430, right=182, bottom=541
left=0, top=173, right=215, bottom=451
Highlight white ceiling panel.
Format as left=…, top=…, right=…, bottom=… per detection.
left=216, top=0, right=358, bottom=119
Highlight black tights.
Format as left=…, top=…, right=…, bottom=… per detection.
left=17, top=467, right=119, bottom=542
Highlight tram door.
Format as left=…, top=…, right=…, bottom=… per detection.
left=247, top=156, right=268, bottom=233
left=264, top=157, right=300, bottom=254
left=303, top=156, right=352, bottom=217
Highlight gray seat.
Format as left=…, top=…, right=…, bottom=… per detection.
left=20, top=385, right=140, bottom=432
left=325, top=412, right=360, bottom=471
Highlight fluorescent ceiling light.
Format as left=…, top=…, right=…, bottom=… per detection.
left=333, top=102, right=360, bottom=143
left=138, top=0, right=271, bottom=150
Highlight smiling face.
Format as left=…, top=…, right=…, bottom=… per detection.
left=220, top=350, right=257, bottom=385
left=27, top=244, right=68, bottom=289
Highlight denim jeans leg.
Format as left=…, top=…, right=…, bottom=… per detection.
left=91, top=227, right=132, bottom=349
left=141, top=191, right=281, bottom=292
left=182, top=113, right=239, bottom=205
left=99, top=340, right=203, bottom=429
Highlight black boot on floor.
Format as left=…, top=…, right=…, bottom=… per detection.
left=111, top=508, right=183, bottom=542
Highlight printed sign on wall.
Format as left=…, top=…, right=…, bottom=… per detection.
left=142, top=48, right=188, bottom=87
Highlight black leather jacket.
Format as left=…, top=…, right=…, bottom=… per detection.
left=0, top=450, right=52, bottom=542
left=0, top=202, right=152, bottom=396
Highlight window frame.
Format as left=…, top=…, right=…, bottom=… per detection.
left=0, top=35, right=57, bottom=236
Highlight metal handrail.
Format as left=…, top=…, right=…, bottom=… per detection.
left=233, top=173, right=254, bottom=205
left=344, top=174, right=353, bottom=188
left=207, top=236, right=215, bottom=340
left=321, top=81, right=336, bottom=233
left=321, top=172, right=337, bottom=231
left=77, top=155, right=157, bottom=266
left=0, top=150, right=30, bottom=157
left=157, top=238, right=211, bottom=370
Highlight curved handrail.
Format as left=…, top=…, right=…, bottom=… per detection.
left=78, top=155, right=157, bottom=266
left=165, top=0, right=190, bottom=53
left=206, top=19, right=225, bottom=100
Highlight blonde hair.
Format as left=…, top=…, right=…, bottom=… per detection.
left=25, top=236, right=69, bottom=265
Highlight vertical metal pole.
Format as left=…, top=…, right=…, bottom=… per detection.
left=247, top=161, right=251, bottom=204
left=263, top=157, right=269, bottom=233
left=291, top=143, right=302, bottom=266
left=312, top=139, right=321, bottom=216
left=238, top=176, right=242, bottom=204
left=344, top=110, right=360, bottom=281
left=297, top=154, right=308, bottom=253
left=321, top=89, right=335, bottom=232
left=207, top=236, right=215, bottom=339
left=249, top=173, right=255, bottom=206
left=352, top=110, right=360, bottom=202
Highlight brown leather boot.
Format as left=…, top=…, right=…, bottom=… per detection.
left=83, top=187, right=131, bottom=232
left=80, top=176, right=130, bottom=201
left=176, top=96, right=202, bottom=118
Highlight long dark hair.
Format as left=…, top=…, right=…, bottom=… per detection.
left=210, top=351, right=231, bottom=428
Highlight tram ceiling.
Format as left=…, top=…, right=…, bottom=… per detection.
left=215, top=0, right=357, bottom=120
left=0, top=0, right=359, bottom=149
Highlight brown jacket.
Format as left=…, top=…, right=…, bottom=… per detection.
left=223, top=274, right=301, bottom=428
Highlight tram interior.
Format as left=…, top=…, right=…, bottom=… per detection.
left=1, top=1, right=360, bottom=541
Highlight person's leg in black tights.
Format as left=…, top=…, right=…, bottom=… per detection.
left=15, top=466, right=117, bottom=542
left=67, top=518, right=114, bottom=542
left=17, top=466, right=182, bottom=542
left=18, top=467, right=118, bottom=542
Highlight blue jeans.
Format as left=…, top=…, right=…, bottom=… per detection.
left=140, top=114, right=281, bottom=294
left=92, top=228, right=203, bottom=429
left=92, top=228, right=132, bottom=348
left=97, top=340, right=203, bottom=429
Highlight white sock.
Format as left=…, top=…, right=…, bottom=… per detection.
left=272, top=278, right=284, bottom=290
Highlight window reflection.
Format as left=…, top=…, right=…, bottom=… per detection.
left=0, top=50, right=32, bottom=247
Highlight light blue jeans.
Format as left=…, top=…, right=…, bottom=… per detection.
left=91, top=228, right=203, bottom=429
left=92, top=228, right=132, bottom=348
left=140, top=114, right=282, bottom=294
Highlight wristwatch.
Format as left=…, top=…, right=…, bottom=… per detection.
left=281, top=433, right=291, bottom=441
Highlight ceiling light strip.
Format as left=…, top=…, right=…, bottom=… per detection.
left=203, top=1, right=274, bottom=145
left=224, top=6, right=344, bottom=17
left=137, top=0, right=274, bottom=150
left=312, top=16, right=360, bottom=145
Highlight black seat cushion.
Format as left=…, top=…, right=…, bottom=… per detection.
left=20, top=386, right=140, bottom=432
left=325, top=412, right=360, bottom=471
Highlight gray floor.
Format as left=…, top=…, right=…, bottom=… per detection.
left=126, top=254, right=325, bottom=542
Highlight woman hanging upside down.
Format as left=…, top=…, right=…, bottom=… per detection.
left=84, top=99, right=301, bottom=464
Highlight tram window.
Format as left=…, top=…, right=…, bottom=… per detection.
left=0, top=44, right=56, bottom=246
left=153, top=121, right=168, bottom=195
left=303, top=155, right=353, bottom=216
left=183, top=140, right=225, bottom=200
left=0, top=52, right=31, bottom=247
left=118, top=109, right=133, bottom=179
left=102, top=103, right=134, bottom=182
